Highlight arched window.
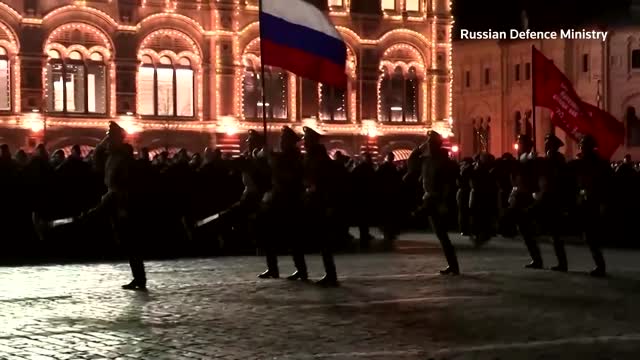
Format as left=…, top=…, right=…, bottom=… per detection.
left=242, top=58, right=288, bottom=120
left=45, top=49, right=107, bottom=114
left=319, top=84, right=346, bottom=121
left=138, top=55, right=194, bottom=117
left=0, top=46, right=9, bottom=111
left=379, top=65, right=420, bottom=123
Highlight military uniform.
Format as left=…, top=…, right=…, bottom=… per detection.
left=568, top=135, right=609, bottom=277
left=258, top=126, right=306, bottom=280
left=406, top=131, right=460, bottom=274
left=83, top=122, right=147, bottom=290
left=534, top=134, right=570, bottom=271
left=301, top=127, right=339, bottom=286
left=509, top=135, right=543, bottom=269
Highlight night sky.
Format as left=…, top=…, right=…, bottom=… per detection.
left=452, top=0, right=631, bottom=38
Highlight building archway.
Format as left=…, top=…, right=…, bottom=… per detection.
left=43, top=22, right=115, bottom=117
left=378, top=43, right=426, bottom=123
left=137, top=29, right=203, bottom=120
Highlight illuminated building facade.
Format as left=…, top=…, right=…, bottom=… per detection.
left=0, top=0, right=454, bottom=159
left=453, top=2, right=640, bottom=159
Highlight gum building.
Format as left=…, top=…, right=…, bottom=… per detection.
left=0, top=0, right=454, bottom=159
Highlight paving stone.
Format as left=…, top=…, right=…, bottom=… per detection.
left=1, top=234, right=640, bottom=358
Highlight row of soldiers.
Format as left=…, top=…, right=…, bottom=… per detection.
left=64, top=122, right=346, bottom=289
left=0, top=121, right=614, bottom=289
left=452, top=133, right=610, bottom=277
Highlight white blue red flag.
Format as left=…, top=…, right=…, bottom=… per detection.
left=259, top=0, right=348, bottom=89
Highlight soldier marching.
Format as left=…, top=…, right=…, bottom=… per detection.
left=22, top=122, right=622, bottom=291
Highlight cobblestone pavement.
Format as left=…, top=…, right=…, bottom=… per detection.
left=2, top=233, right=640, bottom=359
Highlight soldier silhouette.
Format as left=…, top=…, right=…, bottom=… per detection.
left=258, top=126, right=306, bottom=280
left=406, top=131, right=460, bottom=275
left=569, top=135, right=609, bottom=277
left=301, top=126, right=339, bottom=286
left=510, top=134, right=543, bottom=269
left=534, top=133, right=569, bottom=272
left=82, top=122, right=148, bottom=290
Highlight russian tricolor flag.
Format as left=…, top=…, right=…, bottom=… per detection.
left=259, top=0, right=348, bottom=89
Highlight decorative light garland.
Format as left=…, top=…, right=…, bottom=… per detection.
left=4, top=1, right=451, bottom=139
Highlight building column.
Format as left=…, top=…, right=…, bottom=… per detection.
left=217, top=38, right=236, bottom=117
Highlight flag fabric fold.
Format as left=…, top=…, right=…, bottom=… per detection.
left=532, top=46, right=624, bottom=159
left=259, top=0, right=348, bottom=89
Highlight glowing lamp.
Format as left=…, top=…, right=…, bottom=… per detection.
left=118, top=119, right=140, bottom=135
left=219, top=116, right=239, bottom=136
left=451, top=145, right=459, bottom=153
left=29, top=121, right=44, bottom=133
left=514, top=143, right=519, bottom=151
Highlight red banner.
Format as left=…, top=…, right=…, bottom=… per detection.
left=533, top=46, right=624, bottom=159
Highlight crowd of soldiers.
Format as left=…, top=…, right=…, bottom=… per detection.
left=0, top=120, right=632, bottom=289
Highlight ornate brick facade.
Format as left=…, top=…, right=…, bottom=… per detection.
left=0, top=0, right=453, bottom=158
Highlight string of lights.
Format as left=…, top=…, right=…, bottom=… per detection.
left=1, top=0, right=453, bottom=142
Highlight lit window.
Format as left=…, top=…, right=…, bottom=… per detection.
left=45, top=49, right=107, bottom=114
left=320, top=84, right=347, bottom=121
left=0, top=46, right=9, bottom=111
left=137, top=55, right=196, bottom=117
left=328, top=0, right=344, bottom=6
left=406, top=0, right=419, bottom=11
left=242, top=58, right=288, bottom=120
left=379, top=66, right=419, bottom=122
left=382, top=0, right=395, bottom=10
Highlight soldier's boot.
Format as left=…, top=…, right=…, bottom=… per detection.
left=586, top=231, right=606, bottom=277
left=588, top=249, right=606, bottom=278
left=259, top=253, right=280, bottom=279
left=123, top=257, right=147, bottom=290
left=316, top=251, right=339, bottom=287
left=438, top=234, right=460, bottom=275
left=523, top=235, right=543, bottom=269
left=122, top=279, right=147, bottom=291
left=288, top=253, right=308, bottom=281
left=551, top=236, right=568, bottom=272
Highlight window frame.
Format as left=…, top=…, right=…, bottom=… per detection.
left=45, top=53, right=108, bottom=116
left=319, top=84, right=348, bottom=122
left=242, top=61, right=289, bottom=121
left=379, top=65, right=420, bottom=123
left=138, top=56, right=196, bottom=119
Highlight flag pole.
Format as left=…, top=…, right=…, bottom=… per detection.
left=531, top=45, right=537, bottom=153
left=258, top=0, right=268, bottom=145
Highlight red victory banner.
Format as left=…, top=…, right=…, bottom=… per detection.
left=532, top=46, right=624, bottom=159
